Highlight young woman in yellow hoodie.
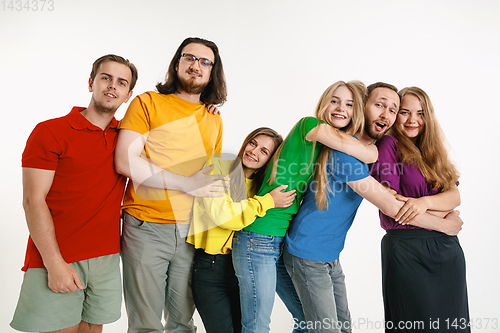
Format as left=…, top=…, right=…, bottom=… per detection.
left=187, top=127, right=297, bottom=333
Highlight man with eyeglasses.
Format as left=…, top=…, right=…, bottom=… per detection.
left=115, top=37, right=228, bottom=333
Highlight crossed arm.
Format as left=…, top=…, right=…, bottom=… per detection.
left=348, top=176, right=463, bottom=235
left=306, top=124, right=378, bottom=164
left=393, top=184, right=460, bottom=223
left=115, top=129, right=228, bottom=196
left=22, top=168, right=84, bottom=293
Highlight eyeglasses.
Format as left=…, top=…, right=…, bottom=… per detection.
left=180, top=53, right=214, bottom=68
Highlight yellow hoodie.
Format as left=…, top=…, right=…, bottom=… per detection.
left=187, top=156, right=274, bottom=254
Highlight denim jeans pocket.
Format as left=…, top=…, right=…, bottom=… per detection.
left=249, top=233, right=280, bottom=250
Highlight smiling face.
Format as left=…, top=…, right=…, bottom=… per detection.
left=242, top=134, right=276, bottom=176
left=397, top=94, right=425, bottom=142
left=175, top=43, right=214, bottom=95
left=326, top=86, right=354, bottom=129
left=88, top=60, right=133, bottom=114
left=364, top=87, right=399, bottom=140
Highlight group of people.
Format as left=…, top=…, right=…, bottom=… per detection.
left=10, top=36, right=470, bottom=333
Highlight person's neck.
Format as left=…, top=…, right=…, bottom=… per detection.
left=81, top=106, right=115, bottom=130
left=174, top=90, right=201, bottom=104
left=243, top=166, right=255, bottom=179
left=355, top=131, right=376, bottom=145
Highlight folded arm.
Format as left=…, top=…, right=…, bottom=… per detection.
left=394, top=184, right=461, bottom=224
left=115, top=129, right=228, bottom=197
left=22, top=168, right=84, bottom=293
left=348, top=176, right=463, bottom=235
left=306, top=123, right=378, bottom=163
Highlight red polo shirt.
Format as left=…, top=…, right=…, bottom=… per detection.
left=21, top=107, right=126, bottom=271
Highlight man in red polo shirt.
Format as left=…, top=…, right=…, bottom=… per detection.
left=10, top=55, right=138, bottom=333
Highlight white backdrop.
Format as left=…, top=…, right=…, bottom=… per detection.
left=1, top=0, right=499, bottom=332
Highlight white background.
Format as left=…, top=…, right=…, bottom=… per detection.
left=1, top=0, right=499, bottom=332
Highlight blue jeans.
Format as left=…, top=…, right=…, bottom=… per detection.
left=232, top=230, right=307, bottom=333
left=283, top=245, right=351, bottom=333
left=276, top=253, right=308, bottom=333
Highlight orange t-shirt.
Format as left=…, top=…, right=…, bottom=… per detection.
left=21, top=107, right=126, bottom=271
left=119, top=92, right=223, bottom=224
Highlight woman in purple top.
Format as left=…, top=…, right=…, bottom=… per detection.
left=371, top=86, right=469, bottom=332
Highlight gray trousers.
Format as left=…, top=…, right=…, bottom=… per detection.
left=121, top=212, right=196, bottom=333
left=283, top=246, right=351, bottom=333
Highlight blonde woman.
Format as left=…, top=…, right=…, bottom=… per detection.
left=282, top=81, right=370, bottom=333
left=371, top=87, right=469, bottom=332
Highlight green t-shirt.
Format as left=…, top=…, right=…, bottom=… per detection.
left=244, top=117, right=323, bottom=237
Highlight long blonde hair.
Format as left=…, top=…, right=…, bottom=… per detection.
left=391, top=87, right=459, bottom=191
left=313, top=80, right=367, bottom=210
left=267, top=81, right=366, bottom=209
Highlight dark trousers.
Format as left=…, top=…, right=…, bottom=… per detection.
left=192, top=249, right=241, bottom=333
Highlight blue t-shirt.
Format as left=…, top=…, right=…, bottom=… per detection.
left=285, top=146, right=369, bottom=262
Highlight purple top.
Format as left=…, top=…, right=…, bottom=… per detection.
left=370, top=135, right=439, bottom=230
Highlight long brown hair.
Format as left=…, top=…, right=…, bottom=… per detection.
left=230, top=127, right=283, bottom=198
left=313, top=80, right=367, bottom=210
left=156, top=37, right=227, bottom=105
left=391, top=87, right=459, bottom=191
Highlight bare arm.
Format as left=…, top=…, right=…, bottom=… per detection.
left=348, top=176, right=463, bottom=235
left=306, top=123, right=378, bottom=164
left=115, top=129, right=228, bottom=197
left=22, top=168, right=84, bottom=293
left=394, top=184, right=461, bottom=224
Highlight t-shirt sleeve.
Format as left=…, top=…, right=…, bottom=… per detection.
left=119, top=93, right=151, bottom=134
left=330, top=150, right=369, bottom=184
left=370, top=135, right=400, bottom=192
left=302, top=116, right=324, bottom=136
left=22, top=123, right=62, bottom=170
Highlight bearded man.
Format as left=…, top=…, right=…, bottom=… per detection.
left=115, top=37, right=228, bottom=333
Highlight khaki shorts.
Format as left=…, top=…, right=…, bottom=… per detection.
left=10, top=253, right=122, bottom=332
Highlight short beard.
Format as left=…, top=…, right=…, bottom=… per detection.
left=177, top=73, right=209, bottom=95
left=364, top=121, right=386, bottom=141
left=92, top=96, right=117, bottom=115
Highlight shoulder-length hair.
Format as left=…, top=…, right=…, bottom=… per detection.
left=230, top=127, right=283, bottom=197
left=156, top=37, right=227, bottom=105
left=313, top=80, right=367, bottom=210
left=391, top=86, right=459, bottom=191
